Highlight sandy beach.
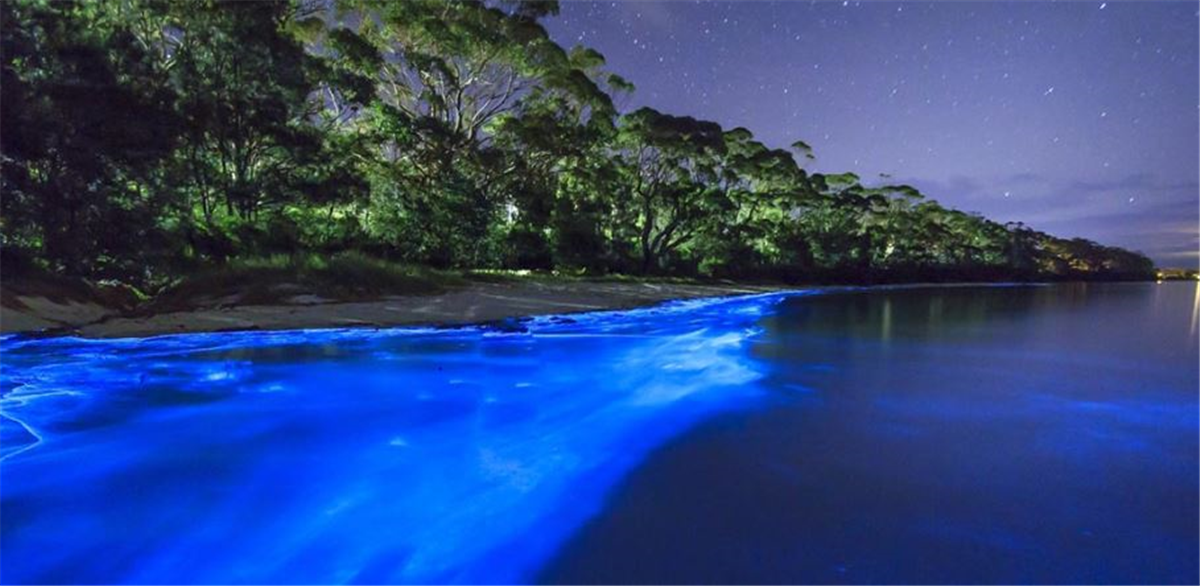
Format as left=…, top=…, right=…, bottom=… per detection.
left=0, top=280, right=784, bottom=339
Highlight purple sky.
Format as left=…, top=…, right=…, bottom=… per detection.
left=545, top=1, right=1199, bottom=268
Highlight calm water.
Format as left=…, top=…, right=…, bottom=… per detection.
left=1, top=283, right=1196, bottom=584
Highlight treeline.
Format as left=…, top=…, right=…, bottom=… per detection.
left=1, top=0, right=1156, bottom=287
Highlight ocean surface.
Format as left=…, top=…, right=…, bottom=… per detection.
left=1, top=283, right=1196, bottom=584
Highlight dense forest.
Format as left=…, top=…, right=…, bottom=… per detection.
left=1, top=0, right=1157, bottom=292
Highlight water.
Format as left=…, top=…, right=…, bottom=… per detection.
left=1, top=283, right=1196, bottom=584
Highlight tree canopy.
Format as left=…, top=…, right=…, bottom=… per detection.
left=0, top=0, right=1156, bottom=286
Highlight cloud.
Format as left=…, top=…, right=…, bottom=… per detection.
left=1066, top=173, right=1199, bottom=195
left=872, top=174, right=987, bottom=200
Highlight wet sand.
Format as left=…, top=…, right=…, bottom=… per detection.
left=1, top=280, right=785, bottom=339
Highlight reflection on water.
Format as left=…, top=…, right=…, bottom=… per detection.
left=1191, top=281, right=1199, bottom=336
left=1, top=284, right=1197, bottom=584
left=540, top=283, right=1199, bottom=585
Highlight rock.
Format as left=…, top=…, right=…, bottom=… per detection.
left=483, top=316, right=529, bottom=334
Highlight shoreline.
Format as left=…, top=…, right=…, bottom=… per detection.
left=1, top=280, right=1165, bottom=341
left=0, top=280, right=789, bottom=340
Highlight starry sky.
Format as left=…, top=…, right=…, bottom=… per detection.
left=544, top=1, right=1200, bottom=268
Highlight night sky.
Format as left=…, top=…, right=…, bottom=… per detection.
left=545, top=1, right=1200, bottom=268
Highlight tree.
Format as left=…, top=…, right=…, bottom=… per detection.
left=163, top=1, right=327, bottom=224
left=688, top=127, right=808, bottom=277
left=487, top=46, right=624, bottom=269
left=1, top=0, right=179, bottom=278
left=609, top=108, right=730, bottom=273
left=1, top=0, right=1156, bottom=284
left=327, top=0, right=617, bottom=267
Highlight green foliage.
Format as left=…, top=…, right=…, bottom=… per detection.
left=1, top=0, right=1157, bottom=289
left=2, top=0, right=179, bottom=277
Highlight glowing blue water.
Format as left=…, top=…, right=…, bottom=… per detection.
left=2, top=284, right=1197, bottom=584
left=540, top=282, right=1200, bottom=584
left=0, top=292, right=800, bottom=584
